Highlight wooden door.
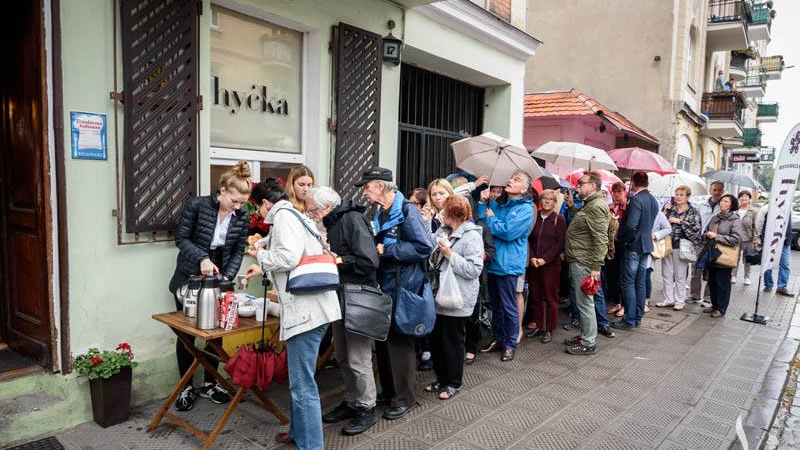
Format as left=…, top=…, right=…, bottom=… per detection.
left=0, top=0, right=52, bottom=365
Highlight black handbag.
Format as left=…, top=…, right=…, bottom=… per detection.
left=340, top=283, right=393, bottom=341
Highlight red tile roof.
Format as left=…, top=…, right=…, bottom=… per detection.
left=524, top=89, right=659, bottom=146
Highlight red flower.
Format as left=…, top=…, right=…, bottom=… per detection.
left=90, top=356, right=103, bottom=366
left=116, top=343, right=131, bottom=351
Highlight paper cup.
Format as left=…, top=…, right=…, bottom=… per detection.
left=252, top=298, right=266, bottom=322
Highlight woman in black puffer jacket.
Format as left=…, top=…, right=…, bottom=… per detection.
left=168, top=161, right=252, bottom=412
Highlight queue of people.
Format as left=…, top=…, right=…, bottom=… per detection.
left=169, top=161, right=787, bottom=450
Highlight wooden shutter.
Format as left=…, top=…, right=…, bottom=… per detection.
left=333, top=23, right=382, bottom=201
left=120, top=0, right=199, bottom=232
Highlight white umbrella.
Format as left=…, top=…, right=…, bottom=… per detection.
left=451, top=132, right=544, bottom=186
left=532, top=141, right=618, bottom=172
left=649, top=170, right=708, bottom=197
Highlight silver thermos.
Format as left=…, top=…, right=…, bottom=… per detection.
left=183, top=276, right=202, bottom=322
left=196, top=276, right=221, bottom=330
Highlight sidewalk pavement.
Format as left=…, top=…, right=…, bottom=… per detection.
left=26, top=253, right=800, bottom=450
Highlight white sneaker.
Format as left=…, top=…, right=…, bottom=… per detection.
left=731, top=276, right=737, bottom=283
left=699, top=300, right=712, bottom=308
left=655, top=301, right=674, bottom=308
left=673, top=304, right=685, bottom=311
left=744, top=278, right=752, bottom=286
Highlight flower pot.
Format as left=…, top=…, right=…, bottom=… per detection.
left=89, top=367, right=132, bottom=428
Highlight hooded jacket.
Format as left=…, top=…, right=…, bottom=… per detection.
left=323, top=200, right=379, bottom=287
left=477, top=195, right=534, bottom=276
left=430, top=222, right=484, bottom=317
left=256, top=200, right=341, bottom=341
left=374, top=192, right=435, bottom=302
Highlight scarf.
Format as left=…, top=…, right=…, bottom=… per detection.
left=373, top=191, right=407, bottom=246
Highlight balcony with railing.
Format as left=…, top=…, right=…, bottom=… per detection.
left=743, top=128, right=762, bottom=147
left=758, top=55, right=784, bottom=80
left=748, top=2, right=774, bottom=41
left=707, top=0, right=750, bottom=51
left=738, top=69, right=767, bottom=98
left=701, top=91, right=745, bottom=138
left=757, top=102, right=779, bottom=123
left=729, top=51, right=749, bottom=80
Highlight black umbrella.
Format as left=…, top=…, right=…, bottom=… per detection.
left=538, top=166, right=563, bottom=190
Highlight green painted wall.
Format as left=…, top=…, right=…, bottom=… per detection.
left=0, top=0, right=525, bottom=444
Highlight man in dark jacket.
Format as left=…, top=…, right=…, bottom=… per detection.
left=357, top=167, right=434, bottom=421
left=613, top=172, right=659, bottom=329
left=307, top=187, right=382, bottom=435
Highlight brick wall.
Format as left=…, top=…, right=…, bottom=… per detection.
left=489, top=0, right=511, bottom=22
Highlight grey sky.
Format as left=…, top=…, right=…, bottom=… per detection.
left=759, top=0, right=799, bottom=152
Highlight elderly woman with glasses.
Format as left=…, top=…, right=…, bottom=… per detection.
left=305, top=187, right=382, bottom=436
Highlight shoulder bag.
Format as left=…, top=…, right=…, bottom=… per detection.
left=393, top=262, right=436, bottom=337
left=711, top=222, right=739, bottom=269
left=678, top=239, right=697, bottom=262
left=651, top=237, right=672, bottom=260
left=278, top=209, right=340, bottom=295
left=339, top=283, right=392, bottom=341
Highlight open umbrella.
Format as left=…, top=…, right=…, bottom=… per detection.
left=649, top=170, right=708, bottom=196
left=532, top=141, right=618, bottom=172
left=607, top=147, right=677, bottom=175
left=534, top=166, right=563, bottom=190
left=451, top=132, right=544, bottom=186
left=701, top=170, right=764, bottom=190
left=565, top=169, right=622, bottom=188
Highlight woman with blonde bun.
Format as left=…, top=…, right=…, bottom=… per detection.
left=168, top=161, right=253, bottom=412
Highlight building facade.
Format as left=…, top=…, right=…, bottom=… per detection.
left=0, top=0, right=538, bottom=443
left=525, top=0, right=780, bottom=183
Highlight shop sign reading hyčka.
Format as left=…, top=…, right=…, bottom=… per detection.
left=212, top=76, right=289, bottom=116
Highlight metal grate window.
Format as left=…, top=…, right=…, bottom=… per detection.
left=332, top=23, right=382, bottom=202
left=120, top=0, right=200, bottom=233
left=397, top=64, right=484, bottom=194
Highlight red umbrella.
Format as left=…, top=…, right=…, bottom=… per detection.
left=607, top=147, right=677, bottom=175
left=565, top=169, right=622, bottom=188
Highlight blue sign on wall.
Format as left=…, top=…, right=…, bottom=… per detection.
left=70, top=111, right=107, bottom=160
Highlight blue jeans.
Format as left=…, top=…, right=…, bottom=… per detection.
left=287, top=324, right=328, bottom=450
left=620, top=250, right=648, bottom=326
left=595, top=274, right=610, bottom=328
left=764, top=244, right=791, bottom=289
left=488, top=274, right=519, bottom=349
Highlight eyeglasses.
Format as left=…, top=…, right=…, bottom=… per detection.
left=577, top=181, right=591, bottom=186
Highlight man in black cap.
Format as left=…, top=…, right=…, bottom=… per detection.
left=357, top=167, right=434, bottom=420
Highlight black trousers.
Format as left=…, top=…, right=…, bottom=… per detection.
left=174, top=248, right=223, bottom=385
left=708, top=265, right=733, bottom=315
left=431, top=314, right=467, bottom=389
left=604, top=255, right=622, bottom=305
left=375, top=327, right=417, bottom=408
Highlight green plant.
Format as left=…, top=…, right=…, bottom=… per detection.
left=74, top=343, right=138, bottom=380
left=732, top=47, right=758, bottom=60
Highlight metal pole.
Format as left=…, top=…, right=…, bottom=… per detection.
left=741, top=267, right=769, bottom=325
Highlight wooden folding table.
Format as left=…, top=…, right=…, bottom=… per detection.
left=148, top=312, right=289, bottom=449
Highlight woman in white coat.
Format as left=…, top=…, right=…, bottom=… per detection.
left=244, top=180, right=341, bottom=450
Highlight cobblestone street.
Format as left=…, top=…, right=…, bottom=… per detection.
left=35, top=253, right=800, bottom=450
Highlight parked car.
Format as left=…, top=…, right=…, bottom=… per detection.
left=792, top=210, right=800, bottom=250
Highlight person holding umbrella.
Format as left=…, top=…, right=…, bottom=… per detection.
left=477, top=170, right=534, bottom=362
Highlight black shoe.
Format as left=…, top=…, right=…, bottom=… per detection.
left=525, top=327, right=543, bottom=338
left=562, top=319, right=580, bottom=330
left=383, top=404, right=414, bottom=420
left=565, top=342, right=597, bottom=355
left=464, top=354, right=476, bottom=365
left=198, top=382, right=231, bottom=404
left=764, top=286, right=773, bottom=293
left=610, top=321, right=635, bottom=330
left=342, top=408, right=377, bottom=435
left=563, top=335, right=581, bottom=345
left=419, top=358, right=433, bottom=371
left=777, top=288, right=793, bottom=297
left=480, top=341, right=501, bottom=353
left=598, top=326, right=616, bottom=339
left=501, top=348, right=515, bottom=362
left=174, top=385, right=196, bottom=412
left=323, top=401, right=357, bottom=424
left=375, top=394, right=391, bottom=407
left=541, top=332, right=552, bottom=343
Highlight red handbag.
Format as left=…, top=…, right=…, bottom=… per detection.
left=580, top=274, right=601, bottom=296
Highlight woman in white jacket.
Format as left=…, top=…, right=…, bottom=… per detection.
left=244, top=181, right=341, bottom=450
